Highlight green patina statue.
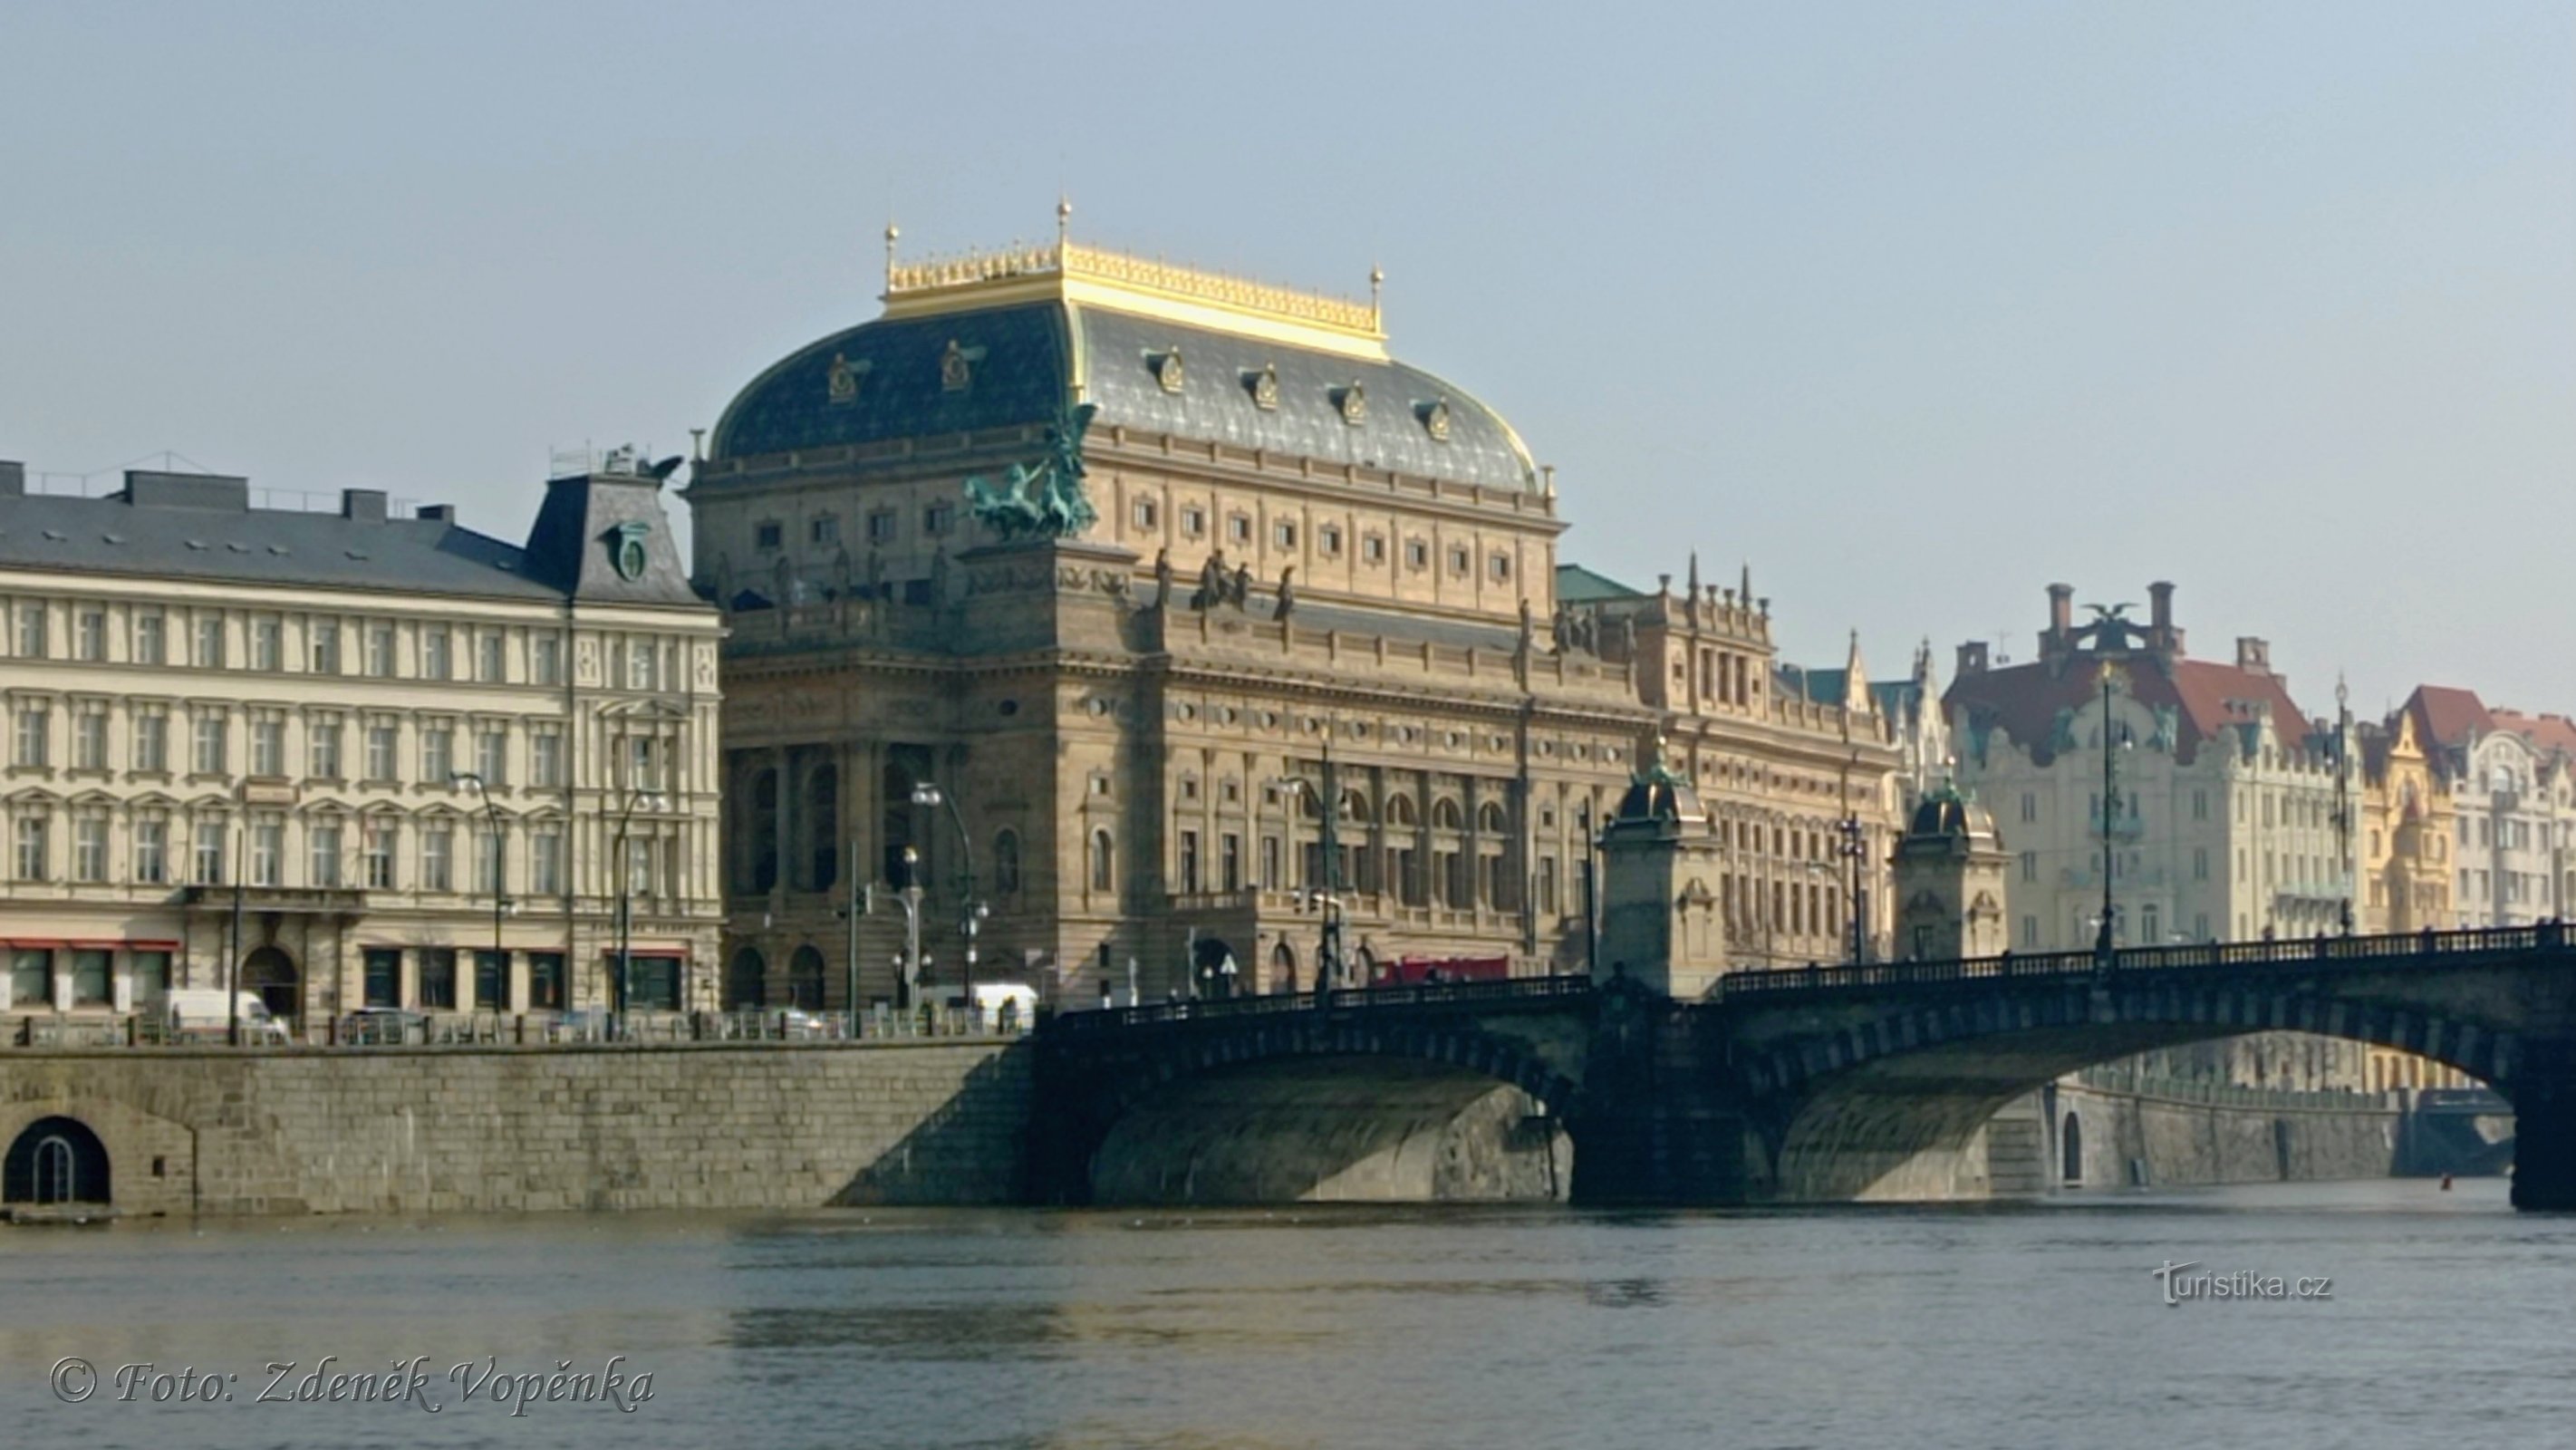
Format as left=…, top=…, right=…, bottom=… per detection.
left=961, top=403, right=1099, bottom=541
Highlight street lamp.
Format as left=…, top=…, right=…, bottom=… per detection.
left=1273, top=776, right=1345, bottom=996
left=896, top=845, right=924, bottom=1011
left=451, top=771, right=513, bottom=1010
left=612, top=785, right=664, bottom=1022
left=1834, top=814, right=1869, bottom=965
left=909, top=781, right=989, bottom=1012
left=2090, top=652, right=2134, bottom=971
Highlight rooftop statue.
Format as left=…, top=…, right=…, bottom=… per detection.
left=961, top=402, right=1100, bottom=541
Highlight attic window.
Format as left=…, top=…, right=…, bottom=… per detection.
left=226, top=542, right=250, bottom=553
left=184, top=540, right=208, bottom=551
left=101, top=533, right=124, bottom=545
left=40, top=529, right=65, bottom=542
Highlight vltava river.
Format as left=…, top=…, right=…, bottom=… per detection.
left=0, top=1179, right=2559, bottom=1449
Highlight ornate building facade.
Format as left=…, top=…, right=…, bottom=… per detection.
left=689, top=228, right=1913, bottom=1010
left=0, top=458, right=723, bottom=1031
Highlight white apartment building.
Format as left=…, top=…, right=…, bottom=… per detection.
left=0, top=458, right=721, bottom=1033
left=2401, top=688, right=2576, bottom=927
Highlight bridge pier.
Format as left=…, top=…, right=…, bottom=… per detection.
left=2510, top=1041, right=2576, bottom=1212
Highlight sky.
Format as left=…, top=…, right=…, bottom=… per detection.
left=1, top=2, right=2568, bottom=720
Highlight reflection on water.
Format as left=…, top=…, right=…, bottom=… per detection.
left=0, top=1178, right=2562, bottom=1450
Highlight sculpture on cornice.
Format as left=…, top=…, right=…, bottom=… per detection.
left=1276, top=565, right=1298, bottom=623
left=2150, top=703, right=2179, bottom=753
left=1230, top=560, right=1253, bottom=611
left=1550, top=604, right=1572, bottom=653
left=960, top=401, right=1100, bottom=541
left=1153, top=546, right=1173, bottom=609
left=1194, top=549, right=1228, bottom=610
left=2050, top=706, right=2078, bottom=752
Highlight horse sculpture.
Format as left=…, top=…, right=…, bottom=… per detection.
left=961, top=403, right=1101, bottom=542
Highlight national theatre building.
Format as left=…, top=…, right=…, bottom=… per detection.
left=691, top=223, right=1927, bottom=1010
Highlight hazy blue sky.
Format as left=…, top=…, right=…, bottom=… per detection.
left=3, top=3, right=2568, bottom=718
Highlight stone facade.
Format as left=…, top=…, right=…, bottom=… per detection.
left=0, top=459, right=725, bottom=1032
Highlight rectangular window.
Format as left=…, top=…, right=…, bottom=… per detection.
left=250, top=820, right=284, bottom=886
left=2194, top=846, right=2209, bottom=881
left=364, top=820, right=397, bottom=888
left=308, top=621, right=341, bottom=675
left=755, top=520, right=783, bottom=551
left=132, top=711, right=168, bottom=771
left=867, top=510, right=897, bottom=544
left=421, top=726, right=453, bottom=785
left=475, top=730, right=507, bottom=786
left=132, top=949, right=171, bottom=1005
left=14, top=602, right=45, bottom=659
left=1182, top=507, right=1206, bottom=538
left=533, top=636, right=563, bottom=685
left=70, top=948, right=110, bottom=1006
left=363, top=948, right=400, bottom=1008
left=1273, top=519, right=1298, bottom=549
left=627, top=641, right=657, bottom=691
left=193, top=821, right=225, bottom=884
left=419, top=949, right=457, bottom=1010
left=2020, top=792, right=2036, bottom=823
left=1490, top=553, right=1512, bottom=582
left=809, top=514, right=839, bottom=546
left=72, top=817, right=105, bottom=882
left=1132, top=498, right=1158, bottom=530
left=252, top=618, right=283, bottom=671
left=532, top=826, right=563, bottom=894
left=474, top=951, right=507, bottom=1013
left=924, top=502, right=954, bottom=536
left=191, top=614, right=221, bottom=668
left=9, top=947, right=47, bottom=1006
left=1364, top=534, right=1386, bottom=565
left=2020, top=850, right=2037, bottom=884
left=134, top=819, right=168, bottom=884
left=1538, top=854, right=1559, bottom=914
left=310, top=720, right=343, bottom=779
left=366, top=624, right=396, bottom=678
left=192, top=712, right=227, bottom=775
left=14, top=705, right=47, bottom=768
left=366, top=724, right=397, bottom=782
left=1221, top=833, right=1241, bottom=893
left=1179, top=829, right=1201, bottom=894
left=532, top=732, right=564, bottom=788
left=474, top=827, right=502, bottom=896
left=309, top=823, right=343, bottom=888
left=75, top=609, right=104, bottom=662
left=626, top=736, right=661, bottom=793
left=132, top=610, right=166, bottom=664
left=2192, top=788, right=2208, bottom=821
left=422, top=827, right=453, bottom=892
left=477, top=631, right=504, bottom=683
left=1448, top=546, right=1471, bottom=575
left=250, top=719, right=285, bottom=777
left=1228, top=515, right=1251, bottom=545
left=529, top=952, right=564, bottom=1011
left=421, top=628, right=451, bottom=681
left=1405, top=539, right=1430, bottom=570
left=72, top=709, right=105, bottom=770
left=2021, top=914, right=2039, bottom=948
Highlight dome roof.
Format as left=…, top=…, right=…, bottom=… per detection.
left=709, top=242, right=1539, bottom=493
left=1906, top=786, right=1998, bottom=844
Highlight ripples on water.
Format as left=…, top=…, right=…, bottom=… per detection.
left=0, top=1178, right=2562, bottom=1450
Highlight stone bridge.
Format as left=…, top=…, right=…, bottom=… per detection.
left=1032, top=924, right=2576, bottom=1210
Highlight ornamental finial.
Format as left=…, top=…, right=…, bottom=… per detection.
left=1056, top=195, right=1072, bottom=249
left=883, top=221, right=900, bottom=288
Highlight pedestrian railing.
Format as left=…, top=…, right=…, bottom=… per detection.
left=0, top=1004, right=1032, bottom=1050
left=1047, top=973, right=1596, bottom=1034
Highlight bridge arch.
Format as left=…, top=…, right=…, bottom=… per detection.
left=4, top=1116, right=110, bottom=1206
left=1742, top=979, right=2512, bottom=1202
left=1046, top=1012, right=1584, bottom=1206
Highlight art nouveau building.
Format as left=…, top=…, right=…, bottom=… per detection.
left=0, top=459, right=722, bottom=1031
left=690, top=227, right=1911, bottom=1010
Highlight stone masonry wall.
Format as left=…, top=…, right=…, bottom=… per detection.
left=0, top=1039, right=1029, bottom=1218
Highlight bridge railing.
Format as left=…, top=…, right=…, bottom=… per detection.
left=1046, top=974, right=1595, bottom=1034
left=1714, top=923, right=2567, bottom=1000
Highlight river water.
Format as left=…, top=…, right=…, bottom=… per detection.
left=0, top=1178, right=2561, bottom=1449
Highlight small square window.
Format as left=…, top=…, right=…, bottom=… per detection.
left=1490, top=553, right=1512, bottom=582
left=1273, top=520, right=1298, bottom=549
left=1319, top=526, right=1343, bottom=556
left=755, top=521, right=783, bottom=551
left=1133, top=498, right=1159, bottom=530
left=1228, top=515, right=1251, bottom=545
left=1404, top=539, right=1429, bottom=570
left=1181, top=507, right=1206, bottom=537
left=867, top=511, right=898, bottom=544
left=1449, top=546, right=1471, bottom=576
left=1364, top=534, right=1386, bottom=565
left=810, top=515, right=840, bottom=546
left=924, top=503, right=954, bottom=536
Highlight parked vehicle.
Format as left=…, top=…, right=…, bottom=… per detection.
left=162, top=989, right=292, bottom=1044
left=336, top=1007, right=429, bottom=1046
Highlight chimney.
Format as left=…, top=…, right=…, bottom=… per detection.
left=0, top=462, right=21, bottom=497
left=340, top=488, right=388, bottom=523
left=2047, top=582, right=2073, bottom=635
left=2235, top=637, right=2270, bottom=673
left=1955, top=640, right=1990, bottom=677
left=2148, top=579, right=2174, bottom=634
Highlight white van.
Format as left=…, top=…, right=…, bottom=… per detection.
left=161, top=989, right=292, bottom=1045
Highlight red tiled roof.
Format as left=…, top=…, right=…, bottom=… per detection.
left=1944, top=651, right=2311, bottom=765
left=2402, top=685, right=2492, bottom=749
left=2490, top=708, right=2576, bottom=761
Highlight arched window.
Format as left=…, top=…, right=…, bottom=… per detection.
left=994, top=829, right=1021, bottom=897
left=787, top=945, right=825, bottom=1010
left=2061, top=1112, right=2084, bottom=1186
left=1340, top=790, right=1372, bottom=824
left=1089, top=829, right=1114, bottom=893
left=724, top=948, right=767, bottom=1010
left=804, top=763, right=839, bottom=893
left=1432, top=798, right=1463, bottom=831
left=1269, top=940, right=1298, bottom=994
left=1477, top=801, right=1508, bottom=834
left=1384, top=796, right=1418, bottom=828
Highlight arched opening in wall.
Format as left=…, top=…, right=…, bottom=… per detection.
left=787, top=945, right=826, bottom=1010
left=994, top=829, right=1021, bottom=898
left=1089, top=830, right=1115, bottom=894
left=4, top=1116, right=109, bottom=1206
left=2061, top=1112, right=2083, bottom=1186
left=725, top=948, right=768, bottom=1010
left=805, top=762, right=839, bottom=893
left=1192, top=936, right=1240, bottom=999
left=749, top=768, right=780, bottom=894
left=1270, top=941, right=1298, bottom=994
left=241, top=946, right=298, bottom=1024
left=1354, top=944, right=1380, bottom=985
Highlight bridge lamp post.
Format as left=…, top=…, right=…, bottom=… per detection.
left=909, top=781, right=988, bottom=1009
left=1835, top=816, right=1869, bottom=965
left=1273, top=776, right=1345, bottom=995
left=894, top=845, right=924, bottom=1011
left=2092, top=658, right=2133, bottom=972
